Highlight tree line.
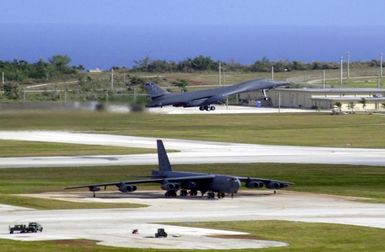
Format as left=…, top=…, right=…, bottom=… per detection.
left=1, top=54, right=383, bottom=83
left=130, top=55, right=382, bottom=73
left=0, top=55, right=84, bottom=82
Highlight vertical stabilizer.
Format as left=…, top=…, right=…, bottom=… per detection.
left=157, top=140, right=172, bottom=172
left=144, top=83, right=169, bottom=98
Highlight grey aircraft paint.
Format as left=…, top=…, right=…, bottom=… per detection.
left=66, top=140, right=292, bottom=199
left=144, top=79, right=286, bottom=111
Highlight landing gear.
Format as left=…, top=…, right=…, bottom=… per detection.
left=165, top=190, right=177, bottom=198
left=189, top=190, right=198, bottom=197
left=199, top=105, right=216, bottom=111
left=217, top=192, right=225, bottom=198
left=207, top=192, right=215, bottom=199
left=180, top=189, right=188, bottom=197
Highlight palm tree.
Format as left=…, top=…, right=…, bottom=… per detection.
left=359, top=98, right=367, bottom=112
left=347, top=101, right=355, bottom=113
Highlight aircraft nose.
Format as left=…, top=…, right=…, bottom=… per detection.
left=232, top=178, right=241, bottom=191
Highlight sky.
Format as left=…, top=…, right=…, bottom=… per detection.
left=1, top=0, right=385, bottom=68
left=1, top=0, right=385, bottom=26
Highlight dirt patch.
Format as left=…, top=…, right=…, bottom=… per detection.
left=50, top=239, right=97, bottom=246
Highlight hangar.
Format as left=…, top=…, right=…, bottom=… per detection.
left=241, top=88, right=385, bottom=111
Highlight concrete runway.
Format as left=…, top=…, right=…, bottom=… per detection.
left=1, top=191, right=385, bottom=249
left=0, top=131, right=385, bottom=168
left=147, top=105, right=317, bottom=114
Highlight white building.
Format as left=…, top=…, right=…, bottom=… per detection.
left=242, top=88, right=385, bottom=111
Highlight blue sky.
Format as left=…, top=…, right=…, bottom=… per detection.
left=1, top=0, right=385, bottom=68
left=1, top=0, right=385, bottom=27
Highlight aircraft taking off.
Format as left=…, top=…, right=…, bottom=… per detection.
left=144, top=79, right=287, bottom=111
left=66, top=140, right=292, bottom=199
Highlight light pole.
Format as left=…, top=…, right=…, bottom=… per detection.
left=271, top=66, right=274, bottom=80
left=380, top=53, right=383, bottom=78
left=346, top=51, right=350, bottom=80
left=218, top=61, right=222, bottom=86
left=111, top=68, right=114, bottom=91
left=340, top=56, right=343, bottom=87
left=322, top=70, right=326, bottom=89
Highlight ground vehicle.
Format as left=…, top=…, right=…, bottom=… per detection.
left=9, top=222, right=43, bottom=234
left=155, top=228, right=167, bottom=238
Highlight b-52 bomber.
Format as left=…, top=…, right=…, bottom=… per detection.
left=66, top=140, right=292, bottom=199
left=144, top=79, right=286, bottom=111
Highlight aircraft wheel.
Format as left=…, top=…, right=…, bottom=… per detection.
left=207, top=192, right=215, bottom=199
left=199, top=106, right=204, bottom=111
left=217, top=192, right=225, bottom=198
left=180, top=190, right=188, bottom=197
left=210, top=106, right=216, bottom=111
left=204, top=105, right=210, bottom=111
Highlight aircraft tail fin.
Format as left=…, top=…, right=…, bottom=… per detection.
left=144, top=83, right=169, bottom=98
left=157, top=140, right=172, bottom=172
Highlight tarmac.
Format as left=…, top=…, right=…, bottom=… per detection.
left=147, top=105, right=317, bottom=114
left=1, top=190, right=385, bottom=249
left=0, top=131, right=384, bottom=168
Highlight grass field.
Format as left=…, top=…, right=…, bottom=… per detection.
left=1, top=220, right=384, bottom=252
left=0, top=111, right=385, bottom=148
left=0, top=140, right=154, bottom=157
left=325, top=78, right=384, bottom=88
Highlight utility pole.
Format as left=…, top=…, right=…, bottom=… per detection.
left=380, top=53, right=383, bottom=78
left=111, top=68, right=114, bottom=91
left=1, top=72, right=4, bottom=89
left=322, top=70, right=326, bottom=89
left=377, top=71, right=381, bottom=89
left=340, top=56, right=343, bottom=87
left=271, top=66, right=274, bottom=80
left=218, top=62, right=222, bottom=86
left=346, top=51, right=350, bottom=79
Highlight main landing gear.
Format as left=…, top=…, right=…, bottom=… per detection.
left=165, top=189, right=199, bottom=198
left=206, top=192, right=226, bottom=199
left=199, top=105, right=216, bottom=111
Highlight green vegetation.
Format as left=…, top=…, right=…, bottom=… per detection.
left=0, top=140, right=154, bottom=157
left=0, top=194, right=145, bottom=210
left=325, top=77, right=384, bottom=88
left=0, top=55, right=82, bottom=83
left=182, top=221, right=385, bottom=252
left=1, top=220, right=384, bottom=251
left=2, top=54, right=384, bottom=103
left=0, top=111, right=384, bottom=148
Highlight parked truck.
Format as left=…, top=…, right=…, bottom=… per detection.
left=9, top=222, right=43, bottom=234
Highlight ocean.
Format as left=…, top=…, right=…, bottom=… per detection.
left=1, top=24, right=384, bottom=69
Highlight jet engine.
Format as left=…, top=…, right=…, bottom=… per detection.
left=118, top=184, right=137, bottom=193
left=266, top=181, right=287, bottom=189
left=246, top=181, right=264, bottom=188
left=161, top=182, right=180, bottom=191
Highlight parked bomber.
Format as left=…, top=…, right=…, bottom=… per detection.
left=66, top=140, right=292, bottom=199
left=144, top=79, right=287, bottom=111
